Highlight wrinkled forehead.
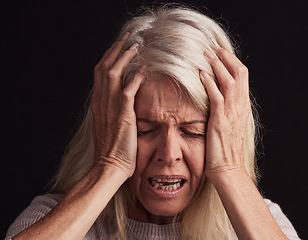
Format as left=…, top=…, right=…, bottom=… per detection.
left=139, top=74, right=181, bottom=101
left=134, top=74, right=202, bottom=121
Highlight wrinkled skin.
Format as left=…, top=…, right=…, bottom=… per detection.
left=90, top=34, right=251, bottom=224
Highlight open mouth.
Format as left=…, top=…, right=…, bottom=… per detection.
left=149, top=177, right=186, bottom=191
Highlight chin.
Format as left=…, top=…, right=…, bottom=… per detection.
left=142, top=198, right=189, bottom=217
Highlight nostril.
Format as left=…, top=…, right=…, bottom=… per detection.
left=157, top=157, right=181, bottom=163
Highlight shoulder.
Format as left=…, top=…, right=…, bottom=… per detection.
left=264, top=199, right=301, bottom=240
left=12, top=193, right=63, bottom=221
left=5, top=194, right=106, bottom=240
left=5, top=194, right=63, bottom=240
left=24, top=193, right=63, bottom=210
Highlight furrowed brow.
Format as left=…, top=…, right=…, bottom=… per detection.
left=137, top=119, right=207, bottom=125
left=136, top=118, right=159, bottom=124
left=181, top=120, right=207, bottom=125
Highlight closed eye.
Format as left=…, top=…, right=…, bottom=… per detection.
left=180, top=128, right=205, bottom=138
left=137, top=130, right=153, bottom=136
left=137, top=118, right=159, bottom=137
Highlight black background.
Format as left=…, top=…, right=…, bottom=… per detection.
left=2, top=0, right=307, bottom=239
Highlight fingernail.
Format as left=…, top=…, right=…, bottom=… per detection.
left=210, top=45, right=221, bottom=50
left=138, top=65, right=146, bottom=74
left=200, top=70, right=210, bottom=79
left=204, top=50, right=215, bottom=59
left=122, top=32, right=130, bottom=41
left=129, top=43, right=139, bottom=51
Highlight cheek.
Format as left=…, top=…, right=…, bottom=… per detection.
left=128, top=139, right=153, bottom=195
left=136, top=138, right=152, bottom=168
left=185, top=141, right=205, bottom=177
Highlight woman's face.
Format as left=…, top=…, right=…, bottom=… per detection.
left=128, top=74, right=206, bottom=224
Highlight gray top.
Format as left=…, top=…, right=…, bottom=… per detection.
left=5, top=194, right=300, bottom=240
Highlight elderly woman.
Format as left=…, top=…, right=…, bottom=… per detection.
left=6, top=5, right=299, bottom=240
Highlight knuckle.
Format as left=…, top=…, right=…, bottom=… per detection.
left=107, top=69, right=118, bottom=80
left=235, top=65, right=248, bottom=78
left=102, top=61, right=111, bottom=71
left=210, top=57, right=220, bottom=67
left=94, top=64, right=103, bottom=73
left=218, top=48, right=228, bottom=59
left=94, top=62, right=109, bottom=74
left=214, top=48, right=230, bottom=63
left=212, top=94, right=224, bottom=107
left=122, top=88, right=133, bottom=100
left=224, top=79, right=236, bottom=91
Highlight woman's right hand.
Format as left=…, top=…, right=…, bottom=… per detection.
left=11, top=34, right=145, bottom=240
left=90, top=33, right=145, bottom=179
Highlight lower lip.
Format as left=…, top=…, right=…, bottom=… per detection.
left=146, top=180, right=186, bottom=198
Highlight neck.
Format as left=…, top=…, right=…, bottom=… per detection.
left=128, top=199, right=175, bottom=225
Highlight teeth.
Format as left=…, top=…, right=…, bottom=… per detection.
left=150, top=178, right=184, bottom=191
left=156, top=178, right=181, bottom=183
left=154, top=182, right=159, bottom=189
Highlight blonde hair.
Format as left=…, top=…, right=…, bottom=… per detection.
left=53, top=5, right=259, bottom=240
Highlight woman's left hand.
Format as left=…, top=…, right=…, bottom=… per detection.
left=200, top=46, right=251, bottom=181
left=200, top=46, right=289, bottom=240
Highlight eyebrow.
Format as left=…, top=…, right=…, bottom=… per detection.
left=181, top=120, right=207, bottom=125
left=136, top=118, right=207, bottom=125
left=136, top=118, right=159, bottom=125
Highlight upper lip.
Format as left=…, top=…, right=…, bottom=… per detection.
left=149, top=175, right=187, bottom=181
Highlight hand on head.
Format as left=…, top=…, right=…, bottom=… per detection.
left=200, top=46, right=251, bottom=180
left=90, top=33, right=145, bottom=179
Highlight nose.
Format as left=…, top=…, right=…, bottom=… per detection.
left=155, top=129, right=182, bottom=166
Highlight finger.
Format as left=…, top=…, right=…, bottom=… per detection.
left=97, top=32, right=130, bottom=69
left=93, top=47, right=113, bottom=101
left=93, top=44, right=121, bottom=101
left=107, top=43, right=139, bottom=93
left=122, top=66, right=146, bottom=112
left=211, top=46, right=249, bottom=99
left=98, top=42, right=117, bottom=64
left=103, top=37, right=132, bottom=71
left=205, top=50, right=235, bottom=103
left=211, top=46, right=247, bottom=80
left=200, top=70, right=224, bottom=116
left=92, top=33, right=130, bottom=101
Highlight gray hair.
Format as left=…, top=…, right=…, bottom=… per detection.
left=53, top=5, right=258, bottom=240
